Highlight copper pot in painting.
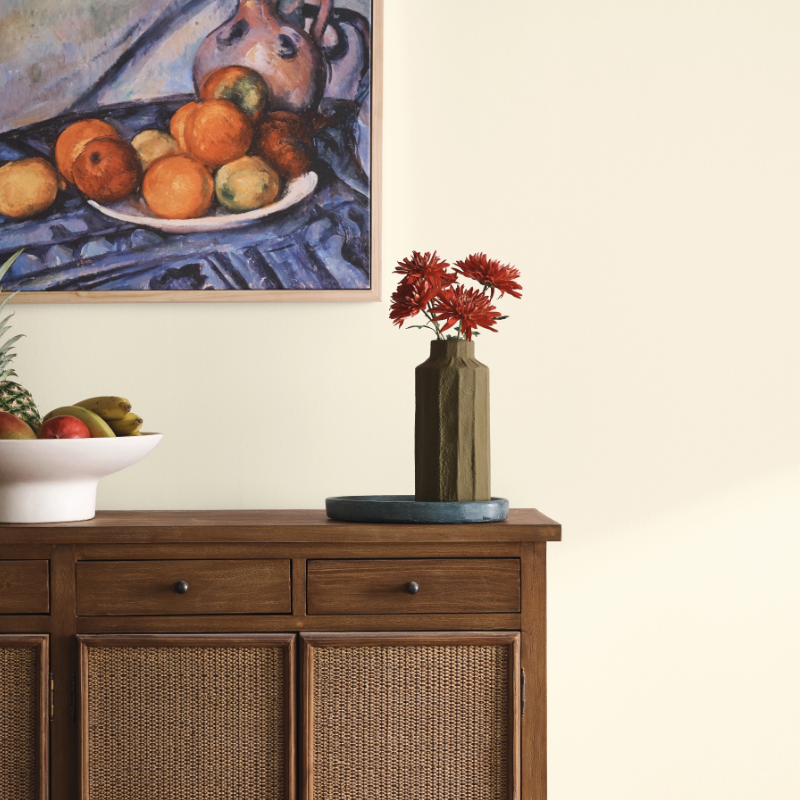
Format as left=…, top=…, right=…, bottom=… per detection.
left=193, top=0, right=332, bottom=114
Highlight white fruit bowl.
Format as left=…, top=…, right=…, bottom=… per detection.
left=0, top=433, right=162, bottom=524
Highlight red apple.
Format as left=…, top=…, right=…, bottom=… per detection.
left=38, top=415, right=91, bottom=439
left=0, top=411, right=37, bottom=439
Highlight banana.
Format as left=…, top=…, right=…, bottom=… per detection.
left=42, top=406, right=115, bottom=437
left=109, top=412, right=143, bottom=437
left=74, top=396, right=132, bottom=421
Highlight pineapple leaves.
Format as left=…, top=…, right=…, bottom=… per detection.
left=0, top=314, right=15, bottom=340
left=0, top=291, right=20, bottom=317
left=0, top=250, right=27, bottom=385
left=0, top=334, right=24, bottom=357
left=0, top=250, right=23, bottom=285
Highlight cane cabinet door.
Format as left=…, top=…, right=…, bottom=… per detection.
left=78, top=634, right=295, bottom=800
left=301, top=631, right=521, bottom=800
left=0, top=635, right=49, bottom=800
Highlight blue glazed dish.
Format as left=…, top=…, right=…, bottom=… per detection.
left=325, top=495, right=509, bottom=524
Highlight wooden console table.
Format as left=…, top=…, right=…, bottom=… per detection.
left=0, top=508, right=561, bottom=800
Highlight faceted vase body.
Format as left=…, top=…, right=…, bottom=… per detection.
left=192, top=0, right=329, bottom=113
left=415, top=340, right=490, bottom=502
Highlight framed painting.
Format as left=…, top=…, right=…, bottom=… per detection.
left=0, top=0, right=382, bottom=302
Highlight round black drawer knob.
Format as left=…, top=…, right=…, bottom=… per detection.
left=406, top=581, right=420, bottom=594
left=175, top=580, right=189, bottom=594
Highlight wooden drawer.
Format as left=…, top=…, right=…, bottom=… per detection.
left=76, top=560, right=291, bottom=616
left=307, top=559, right=520, bottom=615
left=0, top=561, right=49, bottom=614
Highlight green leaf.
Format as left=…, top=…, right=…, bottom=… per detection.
left=0, top=313, right=15, bottom=341
left=0, top=291, right=19, bottom=317
left=0, top=334, right=23, bottom=356
left=0, top=250, right=23, bottom=285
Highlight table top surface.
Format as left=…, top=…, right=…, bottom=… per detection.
left=0, top=508, right=561, bottom=544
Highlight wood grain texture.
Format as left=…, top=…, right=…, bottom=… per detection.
left=0, top=617, right=50, bottom=634
left=49, top=546, right=78, bottom=800
left=75, top=542, right=522, bottom=560
left=1, top=288, right=382, bottom=304
left=0, top=509, right=561, bottom=544
left=307, top=559, right=520, bottom=615
left=293, top=558, right=307, bottom=617
left=76, top=613, right=522, bottom=634
left=371, top=0, right=384, bottom=306
left=0, top=561, right=49, bottom=614
left=76, top=560, right=291, bottom=616
left=38, top=636, right=49, bottom=800
left=0, top=503, right=558, bottom=800
left=521, top=543, right=547, bottom=800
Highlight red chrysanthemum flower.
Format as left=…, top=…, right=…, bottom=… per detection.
left=389, top=278, right=438, bottom=327
left=454, top=253, right=522, bottom=299
left=429, top=285, right=501, bottom=341
left=394, top=251, right=457, bottom=291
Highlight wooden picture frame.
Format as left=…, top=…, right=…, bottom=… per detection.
left=0, top=0, right=382, bottom=303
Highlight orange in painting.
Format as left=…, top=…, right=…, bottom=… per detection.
left=185, top=99, right=253, bottom=169
left=72, top=138, right=142, bottom=203
left=199, top=65, right=271, bottom=121
left=142, top=154, right=214, bottom=219
left=54, top=119, right=119, bottom=184
left=169, top=101, right=200, bottom=152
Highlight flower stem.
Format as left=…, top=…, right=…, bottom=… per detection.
left=423, top=306, right=444, bottom=340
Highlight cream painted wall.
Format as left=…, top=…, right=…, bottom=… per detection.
left=12, top=0, right=800, bottom=796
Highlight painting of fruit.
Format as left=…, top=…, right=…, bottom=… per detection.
left=256, top=112, right=316, bottom=178
left=143, top=155, right=215, bottom=220
left=73, top=138, right=143, bottom=203
left=132, top=130, right=182, bottom=171
left=0, top=158, right=59, bottom=220
left=55, top=119, right=121, bottom=185
left=0, top=0, right=378, bottom=299
left=184, top=99, right=254, bottom=169
left=200, top=66, right=271, bottom=121
left=216, top=156, right=281, bottom=212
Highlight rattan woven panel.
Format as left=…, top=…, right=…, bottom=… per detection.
left=312, top=644, right=510, bottom=800
left=86, top=645, right=285, bottom=800
left=0, top=646, right=37, bottom=800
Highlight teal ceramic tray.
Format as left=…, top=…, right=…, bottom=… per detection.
left=325, top=495, right=509, bottom=524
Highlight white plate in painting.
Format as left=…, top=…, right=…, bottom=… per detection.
left=88, top=171, right=318, bottom=235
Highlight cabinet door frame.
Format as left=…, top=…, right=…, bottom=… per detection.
left=77, top=633, right=295, bottom=800
left=301, top=630, right=521, bottom=800
left=0, top=634, right=49, bottom=800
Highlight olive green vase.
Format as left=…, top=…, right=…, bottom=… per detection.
left=415, top=339, right=490, bottom=502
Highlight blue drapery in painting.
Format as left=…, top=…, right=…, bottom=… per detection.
left=0, top=0, right=371, bottom=292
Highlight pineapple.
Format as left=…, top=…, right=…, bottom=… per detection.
left=0, top=250, right=41, bottom=430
